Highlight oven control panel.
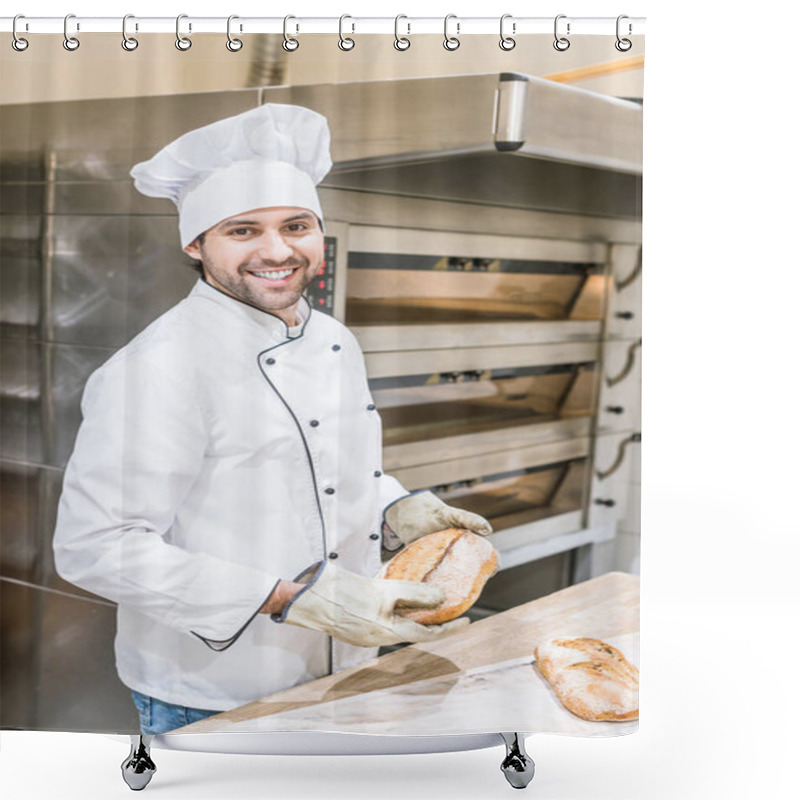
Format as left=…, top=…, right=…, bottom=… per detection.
left=304, top=236, right=337, bottom=316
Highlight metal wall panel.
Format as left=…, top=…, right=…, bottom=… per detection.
left=0, top=89, right=262, bottom=183
left=47, top=215, right=197, bottom=348
left=0, top=462, right=100, bottom=602
left=0, top=214, right=41, bottom=336
left=0, top=340, right=112, bottom=468
left=0, top=580, right=135, bottom=732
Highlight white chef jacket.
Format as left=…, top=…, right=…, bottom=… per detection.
left=52, top=278, right=409, bottom=710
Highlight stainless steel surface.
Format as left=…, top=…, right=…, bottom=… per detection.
left=364, top=341, right=600, bottom=380
left=597, top=340, right=641, bottom=434
left=384, top=419, right=593, bottom=471
left=0, top=578, right=136, bottom=731
left=348, top=225, right=608, bottom=264
left=0, top=340, right=113, bottom=467
left=258, top=73, right=642, bottom=175
left=607, top=243, right=642, bottom=341
left=491, top=517, right=613, bottom=566
left=321, top=188, right=641, bottom=244
left=392, top=437, right=591, bottom=490
left=353, top=319, right=601, bottom=352
left=589, top=431, right=637, bottom=528
left=0, top=90, right=262, bottom=182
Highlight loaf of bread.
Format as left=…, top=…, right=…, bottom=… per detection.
left=380, top=528, right=498, bottom=624
left=534, top=637, right=639, bottom=722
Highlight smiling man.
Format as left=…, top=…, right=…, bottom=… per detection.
left=52, top=103, right=491, bottom=737
left=184, top=208, right=321, bottom=325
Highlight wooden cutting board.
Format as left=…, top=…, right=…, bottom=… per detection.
left=179, top=571, right=639, bottom=734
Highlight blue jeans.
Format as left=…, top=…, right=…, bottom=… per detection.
left=131, top=689, right=222, bottom=735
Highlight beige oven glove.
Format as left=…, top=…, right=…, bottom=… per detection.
left=383, top=490, right=493, bottom=545
left=276, top=561, right=470, bottom=647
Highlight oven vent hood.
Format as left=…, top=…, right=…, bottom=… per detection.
left=263, top=72, right=643, bottom=219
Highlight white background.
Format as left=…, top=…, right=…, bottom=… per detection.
left=2, top=1, right=799, bottom=798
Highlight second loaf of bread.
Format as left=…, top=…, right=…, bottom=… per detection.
left=380, top=528, right=498, bottom=624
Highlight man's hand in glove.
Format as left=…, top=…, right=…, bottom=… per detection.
left=271, top=561, right=470, bottom=647
left=383, top=490, right=493, bottom=546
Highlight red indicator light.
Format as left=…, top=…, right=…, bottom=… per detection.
left=318, top=280, right=325, bottom=289
left=318, top=298, right=325, bottom=305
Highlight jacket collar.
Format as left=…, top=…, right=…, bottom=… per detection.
left=189, top=277, right=312, bottom=339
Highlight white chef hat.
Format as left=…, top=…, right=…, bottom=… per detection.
left=130, top=103, right=332, bottom=248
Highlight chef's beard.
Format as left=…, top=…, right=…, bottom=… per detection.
left=199, top=253, right=317, bottom=315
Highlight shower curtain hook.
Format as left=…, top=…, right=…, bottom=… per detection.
left=282, top=15, right=299, bottom=51
left=338, top=15, right=355, bottom=50
left=226, top=15, right=243, bottom=51
left=12, top=15, right=29, bottom=51
left=553, top=14, right=570, bottom=51
left=443, top=14, right=460, bottom=51
left=394, top=14, right=411, bottom=51
left=122, top=15, right=139, bottom=51
left=175, top=14, right=192, bottom=51
left=499, top=14, right=516, bottom=51
left=63, top=13, right=80, bottom=51
left=615, top=15, right=632, bottom=51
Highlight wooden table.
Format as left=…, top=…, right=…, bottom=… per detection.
left=178, top=571, right=638, bottom=734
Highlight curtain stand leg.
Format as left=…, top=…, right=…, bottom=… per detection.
left=121, top=734, right=157, bottom=791
left=500, top=732, right=535, bottom=789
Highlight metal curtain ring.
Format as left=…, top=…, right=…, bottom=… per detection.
left=12, top=15, right=29, bottom=51
left=443, top=14, right=460, bottom=51
left=175, top=14, right=192, bottom=51
left=338, top=15, right=355, bottom=51
left=63, top=13, right=80, bottom=51
left=553, top=14, right=570, bottom=51
left=122, top=14, right=138, bottom=51
left=394, top=14, right=410, bottom=51
left=226, top=15, right=243, bottom=51
left=283, top=15, right=299, bottom=51
left=499, top=14, right=515, bottom=51
left=615, top=14, right=632, bottom=51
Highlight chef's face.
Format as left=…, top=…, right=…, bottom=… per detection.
left=183, top=207, right=324, bottom=325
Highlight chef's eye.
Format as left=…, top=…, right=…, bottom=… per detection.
left=286, top=223, right=308, bottom=232
left=229, top=227, right=254, bottom=236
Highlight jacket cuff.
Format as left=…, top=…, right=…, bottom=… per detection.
left=270, top=561, right=326, bottom=623
left=190, top=577, right=281, bottom=652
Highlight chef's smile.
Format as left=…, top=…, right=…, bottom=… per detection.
left=182, top=206, right=324, bottom=325
left=245, top=264, right=303, bottom=286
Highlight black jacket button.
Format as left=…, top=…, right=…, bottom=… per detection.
left=266, top=357, right=276, bottom=365
left=332, top=344, right=341, bottom=351
left=367, top=403, right=376, bottom=411
left=310, top=420, right=320, bottom=427
left=328, top=551, right=339, bottom=559
left=374, top=470, right=382, bottom=477
left=324, top=487, right=335, bottom=495
left=369, top=533, right=380, bottom=541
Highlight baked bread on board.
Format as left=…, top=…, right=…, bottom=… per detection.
left=380, top=528, right=498, bottom=624
left=534, top=637, right=639, bottom=721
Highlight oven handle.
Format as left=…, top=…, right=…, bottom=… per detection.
left=595, top=432, right=641, bottom=481
left=614, top=246, right=642, bottom=291
left=605, top=339, right=642, bottom=387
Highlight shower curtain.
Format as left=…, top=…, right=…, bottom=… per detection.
left=0, top=22, right=643, bottom=745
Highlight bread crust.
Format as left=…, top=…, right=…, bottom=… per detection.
left=381, top=528, right=498, bottom=624
left=534, top=637, right=639, bottom=722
